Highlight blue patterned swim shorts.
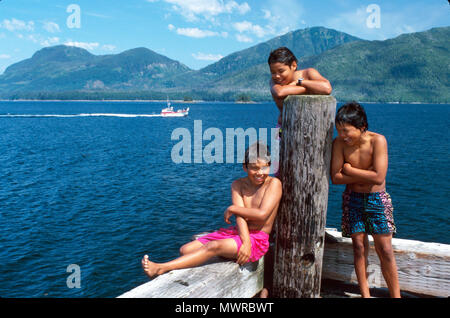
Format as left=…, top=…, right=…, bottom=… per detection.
left=341, top=189, right=396, bottom=238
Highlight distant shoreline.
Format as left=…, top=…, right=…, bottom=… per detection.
left=0, top=99, right=202, bottom=103
left=0, top=99, right=449, bottom=105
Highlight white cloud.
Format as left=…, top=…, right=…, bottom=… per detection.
left=0, top=18, right=35, bottom=32
left=233, top=21, right=267, bottom=38
left=259, top=0, right=305, bottom=36
left=40, top=36, right=60, bottom=46
left=27, top=34, right=38, bottom=43
left=192, top=52, right=224, bottom=61
left=232, top=21, right=251, bottom=33
left=64, top=41, right=100, bottom=51
left=14, top=32, right=60, bottom=47
left=172, top=26, right=227, bottom=38
left=176, top=27, right=219, bottom=38
left=63, top=41, right=116, bottom=52
left=43, top=21, right=60, bottom=33
left=226, top=1, right=250, bottom=15
left=235, top=34, right=252, bottom=43
left=0, top=54, right=11, bottom=59
left=164, top=0, right=250, bottom=21
left=262, top=9, right=271, bottom=20
left=229, top=0, right=305, bottom=44
left=101, top=44, right=116, bottom=51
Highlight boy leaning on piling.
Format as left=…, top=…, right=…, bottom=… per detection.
left=331, top=101, right=401, bottom=298
left=268, top=46, right=332, bottom=127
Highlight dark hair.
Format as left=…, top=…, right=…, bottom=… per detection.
left=268, top=47, right=297, bottom=66
left=244, top=142, right=271, bottom=167
left=335, top=101, right=369, bottom=131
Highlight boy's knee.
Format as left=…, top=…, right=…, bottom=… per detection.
left=352, top=241, right=366, bottom=257
left=179, top=245, right=189, bottom=255
left=205, top=240, right=221, bottom=253
left=376, top=244, right=394, bottom=260
left=180, top=242, right=197, bottom=255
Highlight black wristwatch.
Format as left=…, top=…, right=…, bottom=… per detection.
left=297, top=78, right=304, bottom=86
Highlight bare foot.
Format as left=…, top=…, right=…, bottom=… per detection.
left=259, top=288, right=269, bottom=298
left=141, top=255, right=163, bottom=278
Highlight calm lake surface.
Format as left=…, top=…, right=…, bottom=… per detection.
left=0, top=100, right=448, bottom=297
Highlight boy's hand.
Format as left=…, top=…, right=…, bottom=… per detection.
left=237, top=241, right=251, bottom=265
left=342, top=162, right=352, bottom=175
left=224, top=207, right=233, bottom=224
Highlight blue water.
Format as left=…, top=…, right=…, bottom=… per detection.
left=0, top=101, right=448, bottom=298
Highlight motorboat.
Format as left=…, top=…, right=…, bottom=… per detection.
left=161, top=100, right=189, bottom=117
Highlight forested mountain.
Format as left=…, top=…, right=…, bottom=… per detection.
left=1, top=26, right=448, bottom=103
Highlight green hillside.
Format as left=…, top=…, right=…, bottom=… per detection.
left=0, top=45, right=191, bottom=93
left=301, top=26, right=450, bottom=103
left=214, top=26, right=450, bottom=103
left=199, top=27, right=360, bottom=77
left=0, top=26, right=448, bottom=103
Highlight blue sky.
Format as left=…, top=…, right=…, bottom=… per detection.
left=0, top=0, right=448, bottom=73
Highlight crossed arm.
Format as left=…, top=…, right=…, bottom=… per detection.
left=330, top=136, right=388, bottom=186
left=230, top=185, right=253, bottom=265
left=270, top=68, right=332, bottom=101
left=271, top=68, right=332, bottom=123
left=224, top=178, right=282, bottom=264
left=225, top=178, right=282, bottom=223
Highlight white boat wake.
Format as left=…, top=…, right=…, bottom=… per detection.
left=0, top=113, right=170, bottom=118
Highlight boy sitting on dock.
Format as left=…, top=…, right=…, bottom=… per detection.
left=331, top=102, right=400, bottom=298
left=142, top=142, right=282, bottom=278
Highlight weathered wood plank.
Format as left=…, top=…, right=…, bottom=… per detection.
left=118, top=257, right=264, bottom=298
left=322, top=229, right=450, bottom=297
left=119, top=231, right=264, bottom=298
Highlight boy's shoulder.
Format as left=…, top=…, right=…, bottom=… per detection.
left=367, top=131, right=387, bottom=146
left=299, top=67, right=318, bottom=77
left=268, top=176, right=282, bottom=187
left=333, top=132, right=387, bottom=144
left=231, top=177, right=245, bottom=187
left=231, top=177, right=248, bottom=191
left=232, top=176, right=282, bottom=189
left=332, top=136, right=345, bottom=147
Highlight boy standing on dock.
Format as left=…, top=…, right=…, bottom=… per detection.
left=142, top=142, right=282, bottom=278
left=331, top=102, right=400, bottom=298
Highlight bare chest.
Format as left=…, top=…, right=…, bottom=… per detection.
left=242, top=188, right=267, bottom=208
left=343, top=144, right=374, bottom=169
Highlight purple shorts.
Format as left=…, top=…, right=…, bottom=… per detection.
left=197, top=226, right=269, bottom=263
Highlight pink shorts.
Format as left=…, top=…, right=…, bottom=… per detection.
left=197, top=226, right=270, bottom=263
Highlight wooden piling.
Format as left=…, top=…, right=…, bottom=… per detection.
left=272, top=95, right=336, bottom=298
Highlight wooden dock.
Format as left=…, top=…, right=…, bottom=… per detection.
left=322, top=229, right=450, bottom=297
left=118, top=228, right=449, bottom=298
